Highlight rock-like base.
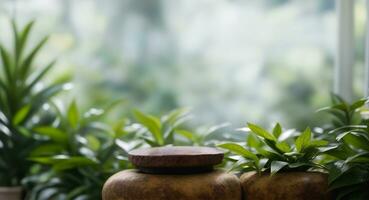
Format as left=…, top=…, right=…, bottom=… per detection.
left=103, top=169, right=241, bottom=200
left=240, top=172, right=331, bottom=200
left=0, top=187, right=22, bottom=200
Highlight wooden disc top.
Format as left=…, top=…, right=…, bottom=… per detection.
left=128, top=146, right=224, bottom=174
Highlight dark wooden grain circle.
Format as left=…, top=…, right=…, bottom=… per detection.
left=128, top=146, right=224, bottom=173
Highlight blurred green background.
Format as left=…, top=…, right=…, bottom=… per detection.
left=0, top=0, right=367, bottom=130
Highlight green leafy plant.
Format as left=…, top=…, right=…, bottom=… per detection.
left=176, top=123, right=232, bottom=146
left=319, top=96, right=369, bottom=199
left=219, top=123, right=327, bottom=174
left=28, top=100, right=132, bottom=200
left=131, top=108, right=192, bottom=146
left=0, top=21, right=67, bottom=187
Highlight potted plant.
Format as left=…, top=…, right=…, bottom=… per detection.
left=219, top=123, right=330, bottom=200
left=319, top=96, right=369, bottom=199
left=28, top=100, right=132, bottom=199
left=0, top=20, right=67, bottom=199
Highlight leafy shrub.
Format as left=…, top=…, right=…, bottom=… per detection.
left=0, top=21, right=67, bottom=187
left=219, top=123, right=327, bottom=173
left=320, top=96, right=369, bottom=200
left=131, top=108, right=192, bottom=146
left=28, top=100, right=132, bottom=200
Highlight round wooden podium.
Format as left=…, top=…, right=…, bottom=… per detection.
left=102, top=146, right=241, bottom=200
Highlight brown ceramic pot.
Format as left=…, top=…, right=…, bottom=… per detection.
left=102, top=146, right=241, bottom=200
left=240, top=171, right=331, bottom=200
left=103, top=169, right=241, bottom=200
left=0, top=187, right=22, bottom=200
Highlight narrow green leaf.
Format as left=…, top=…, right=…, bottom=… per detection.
left=0, top=45, right=13, bottom=82
left=13, top=104, right=31, bottom=125
left=247, top=123, right=275, bottom=141
left=11, top=20, right=20, bottom=60
left=218, top=143, right=258, bottom=160
left=68, top=100, right=80, bottom=129
left=24, top=60, right=56, bottom=93
left=18, top=21, right=35, bottom=59
left=20, top=36, right=49, bottom=79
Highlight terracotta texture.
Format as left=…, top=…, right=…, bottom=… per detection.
left=0, top=187, right=22, bottom=200
left=240, top=171, right=331, bottom=200
left=102, top=169, right=241, bottom=200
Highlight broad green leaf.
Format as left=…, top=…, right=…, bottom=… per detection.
left=30, top=144, right=64, bottom=156
left=33, top=126, right=68, bottom=143
left=342, top=133, right=369, bottom=151
left=346, top=152, right=369, bottom=163
left=53, top=157, right=98, bottom=171
left=332, top=103, right=349, bottom=112
left=87, top=122, right=115, bottom=137
left=68, top=100, right=80, bottom=129
left=30, top=156, right=98, bottom=171
left=176, top=129, right=194, bottom=141
left=270, top=161, right=288, bottom=174
left=142, top=137, right=157, bottom=147
left=113, top=119, right=128, bottom=138
left=133, top=110, right=163, bottom=145
left=264, top=139, right=286, bottom=155
left=272, top=123, right=282, bottom=138
left=331, top=93, right=345, bottom=104
left=163, top=107, right=190, bottom=126
left=247, top=123, right=275, bottom=141
left=275, top=141, right=291, bottom=153
left=295, top=127, right=311, bottom=152
left=86, top=135, right=100, bottom=151
left=330, top=167, right=369, bottom=190
left=258, top=149, right=284, bottom=160
left=247, top=134, right=262, bottom=149
left=350, top=99, right=367, bottom=110
left=218, top=143, right=258, bottom=160
left=321, top=145, right=355, bottom=160
left=309, top=140, right=328, bottom=147
left=13, top=104, right=31, bottom=125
